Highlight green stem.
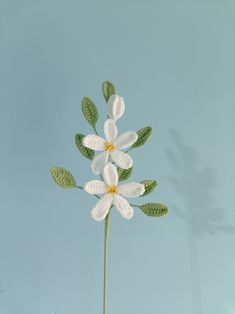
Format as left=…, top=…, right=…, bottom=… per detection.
left=125, top=147, right=132, bottom=153
left=93, top=125, right=98, bottom=135
left=76, top=185, right=83, bottom=190
left=103, top=210, right=111, bottom=314
left=76, top=186, right=100, bottom=199
left=130, top=203, right=140, bottom=208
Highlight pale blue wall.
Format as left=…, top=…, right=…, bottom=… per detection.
left=1, top=1, right=235, bottom=314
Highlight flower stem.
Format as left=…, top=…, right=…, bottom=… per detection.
left=130, top=203, right=140, bottom=208
left=76, top=186, right=100, bottom=199
left=103, top=210, right=110, bottom=314
left=93, top=125, right=98, bottom=135
left=75, top=185, right=83, bottom=190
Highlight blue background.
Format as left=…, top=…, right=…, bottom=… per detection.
left=1, top=1, right=235, bottom=314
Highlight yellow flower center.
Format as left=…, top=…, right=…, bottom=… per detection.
left=104, top=141, right=116, bottom=152
left=107, top=185, right=118, bottom=194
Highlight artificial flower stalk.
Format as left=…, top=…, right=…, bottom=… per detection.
left=50, top=81, right=168, bottom=314
left=103, top=210, right=110, bottom=314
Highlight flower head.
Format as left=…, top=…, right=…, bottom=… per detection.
left=84, top=163, right=145, bottom=221
left=107, top=94, right=125, bottom=121
left=83, top=119, right=138, bottom=175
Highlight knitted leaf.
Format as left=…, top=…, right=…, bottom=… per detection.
left=50, top=167, right=76, bottom=188
left=81, top=97, right=98, bottom=127
left=140, top=203, right=168, bottom=217
left=75, top=133, right=94, bottom=160
left=118, top=166, right=133, bottom=181
left=140, top=180, right=157, bottom=197
left=102, top=80, right=116, bottom=102
left=131, top=126, right=152, bottom=148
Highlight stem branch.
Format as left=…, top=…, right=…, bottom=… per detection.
left=130, top=203, right=140, bottom=208
left=76, top=185, right=100, bottom=199
left=125, top=147, right=132, bottom=153
left=93, top=126, right=98, bottom=135
left=75, top=185, right=83, bottom=190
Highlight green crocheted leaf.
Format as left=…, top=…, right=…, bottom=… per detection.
left=75, top=133, right=94, bottom=160
left=131, top=126, right=152, bottom=148
left=102, top=81, right=116, bottom=102
left=50, top=167, right=76, bottom=188
left=81, top=97, right=98, bottom=127
left=140, top=180, right=157, bottom=197
left=117, top=166, right=133, bottom=181
left=140, top=203, right=168, bottom=217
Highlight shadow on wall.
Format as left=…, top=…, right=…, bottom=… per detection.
left=165, top=129, right=235, bottom=237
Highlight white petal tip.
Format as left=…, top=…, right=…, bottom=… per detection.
left=107, top=94, right=118, bottom=103
left=125, top=212, right=134, bottom=220
left=122, top=160, right=133, bottom=169
left=133, top=132, right=138, bottom=142
left=82, top=137, right=87, bottom=147
left=91, top=152, right=109, bottom=175
left=91, top=167, right=101, bottom=175
left=91, top=213, right=104, bottom=222
left=84, top=183, right=89, bottom=193
left=140, top=184, right=145, bottom=195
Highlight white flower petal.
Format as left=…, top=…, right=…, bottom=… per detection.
left=111, top=150, right=133, bottom=169
left=119, top=183, right=145, bottom=198
left=107, top=94, right=125, bottom=121
left=103, top=163, right=118, bottom=186
left=91, top=194, right=113, bottom=221
left=91, top=152, right=109, bottom=175
left=84, top=180, right=107, bottom=194
left=114, top=131, right=138, bottom=150
left=83, top=134, right=105, bottom=151
left=104, top=119, right=118, bottom=142
left=113, top=194, right=134, bottom=219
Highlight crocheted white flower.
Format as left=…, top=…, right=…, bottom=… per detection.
left=84, top=163, right=145, bottom=221
left=107, top=94, right=125, bottom=121
left=83, top=119, right=138, bottom=175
